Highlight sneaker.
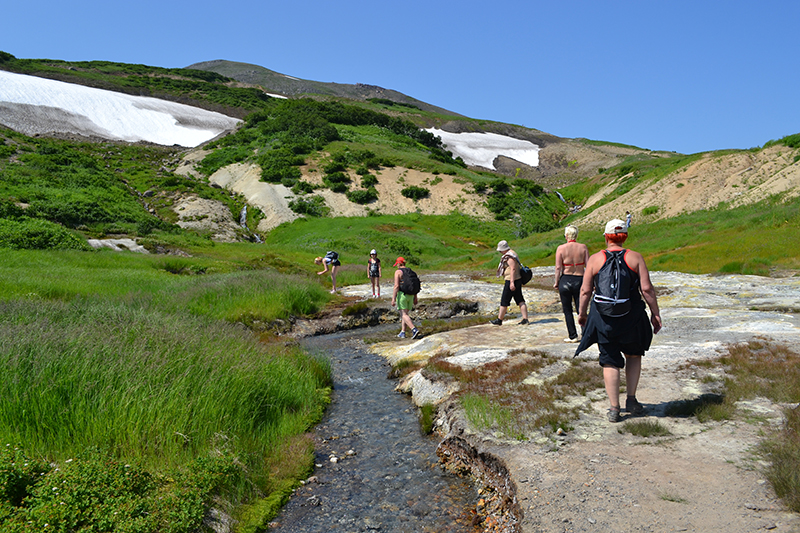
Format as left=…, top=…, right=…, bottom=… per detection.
left=518, top=319, right=529, bottom=325
left=564, top=337, right=579, bottom=343
left=626, top=397, right=644, bottom=415
left=490, top=318, right=503, bottom=326
left=411, top=328, right=420, bottom=339
left=397, top=331, right=406, bottom=339
left=607, top=406, right=621, bottom=423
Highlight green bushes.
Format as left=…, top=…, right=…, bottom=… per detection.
left=0, top=219, right=91, bottom=250
left=289, top=195, right=329, bottom=217
left=401, top=185, right=429, bottom=200
left=484, top=178, right=563, bottom=237
left=346, top=188, right=378, bottom=204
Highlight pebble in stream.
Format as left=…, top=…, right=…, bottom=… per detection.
left=269, top=332, right=480, bottom=532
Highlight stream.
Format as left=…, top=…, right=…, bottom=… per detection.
left=269, top=328, right=480, bottom=532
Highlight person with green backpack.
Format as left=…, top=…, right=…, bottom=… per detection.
left=575, top=220, right=662, bottom=423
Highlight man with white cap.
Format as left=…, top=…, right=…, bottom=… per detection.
left=575, top=219, right=662, bottom=423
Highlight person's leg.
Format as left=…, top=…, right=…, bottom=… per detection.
left=399, top=309, right=409, bottom=333
left=558, top=282, right=578, bottom=339
left=330, top=265, right=337, bottom=292
left=498, top=306, right=507, bottom=320
left=519, top=302, right=528, bottom=321
left=402, top=311, right=415, bottom=331
left=624, top=355, right=642, bottom=397
left=603, top=366, right=621, bottom=408
left=376, top=277, right=380, bottom=297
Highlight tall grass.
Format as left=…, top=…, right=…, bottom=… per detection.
left=0, top=297, right=331, bottom=472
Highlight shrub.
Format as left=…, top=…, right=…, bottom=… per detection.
left=360, top=174, right=378, bottom=188
left=401, top=186, right=429, bottom=201
left=642, top=206, right=659, bottom=216
left=291, top=181, right=315, bottom=195
left=288, top=195, right=329, bottom=217
left=346, top=188, right=378, bottom=204
left=0, top=218, right=91, bottom=250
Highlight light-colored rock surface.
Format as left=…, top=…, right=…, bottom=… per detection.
left=360, top=269, right=800, bottom=532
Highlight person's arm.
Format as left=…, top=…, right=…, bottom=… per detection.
left=367, top=260, right=371, bottom=278
left=582, top=244, right=590, bottom=267
left=317, top=260, right=329, bottom=275
left=392, top=270, right=401, bottom=306
left=577, top=253, right=602, bottom=327
left=554, top=246, right=564, bottom=288
left=630, top=251, right=662, bottom=334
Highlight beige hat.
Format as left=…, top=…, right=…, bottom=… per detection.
left=604, top=219, right=628, bottom=234
left=496, top=240, right=510, bottom=252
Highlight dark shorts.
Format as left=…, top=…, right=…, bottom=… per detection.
left=500, top=280, right=525, bottom=307
left=598, top=341, right=646, bottom=369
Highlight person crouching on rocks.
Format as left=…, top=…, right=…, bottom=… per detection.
left=392, top=257, right=420, bottom=339
left=554, top=225, right=589, bottom=343
left=491, top=240, right=529, bottom=326
left=315, top=251, right=341, bottom=293
left=574, top=219, right=662, bottom=423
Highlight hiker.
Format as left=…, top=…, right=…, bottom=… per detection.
left=626, top=211, right=632, bottom=228
left=315, top=251, right=341, bottom=293
left=367, top=249, right=382, bottom=298
left=392, top=257, right=420, bottom=339
left=554, top=225, right=590, bottom=342
left=491, top=240, right=529, bottom=326
left=575, top=219, right=662, bottom=423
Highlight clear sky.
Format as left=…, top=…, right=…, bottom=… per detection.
left=3, top=0, right=798, bottom=154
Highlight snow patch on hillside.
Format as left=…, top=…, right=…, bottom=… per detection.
left=0, top=71, right=240, bottom=147
left=425, top=128, right=539, bottom=170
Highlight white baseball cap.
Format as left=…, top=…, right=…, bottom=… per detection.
left=604, top=219, right=628, bottom=234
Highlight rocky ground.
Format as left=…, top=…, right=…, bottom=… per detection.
left=335, top=269, right=800, bottom=533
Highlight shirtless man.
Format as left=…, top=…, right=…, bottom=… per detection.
left=554, top=225, right=590, bottom=342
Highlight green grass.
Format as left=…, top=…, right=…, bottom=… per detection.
left=677, top=341, right=800, bottom=512
left=0, top=247, right=336, bottom=530
left=620, top=420, right=672, bottom=437
left=430, top=350, right=602, bottom=440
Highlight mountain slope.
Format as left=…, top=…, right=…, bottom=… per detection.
left=186, top=60, right=463, bottom=116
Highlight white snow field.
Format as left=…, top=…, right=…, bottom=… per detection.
left=425, top=127, right=539, bottom=170
left=0, top=71, right=240, bottom=147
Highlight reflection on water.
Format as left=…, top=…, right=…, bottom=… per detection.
left=270, top=331, right=479, bottom=532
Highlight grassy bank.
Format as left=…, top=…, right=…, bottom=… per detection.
left=0, top=249, right=333, bottom=531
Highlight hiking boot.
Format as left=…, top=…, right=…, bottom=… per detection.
left=564, top=337, right=579, bottom=343
left=607, top=406, right=621, bottom=423
left=626, top=397, right=644, bottom=415
left=518, top=319, right=529, bottom=325
left=411, top=328, right=420, bottom=339
left=490, top=318, right=503, bottom=326
left=397, top=331, right=406, bottom=339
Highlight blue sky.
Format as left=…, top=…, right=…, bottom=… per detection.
left=4, top=0, right=798, bottom=154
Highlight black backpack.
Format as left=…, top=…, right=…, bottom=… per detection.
left=505, top=254, right=532, bottom=285
left=593, top=250, right=632, bottom=317
left=324, top=251, right=339, bottom=262
left=399, top=267, right=421, bottom=295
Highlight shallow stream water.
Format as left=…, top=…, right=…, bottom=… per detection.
left=269, top=328, right=479, bottom=532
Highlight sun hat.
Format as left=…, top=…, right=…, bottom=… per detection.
left=604, top=219, right=628, bottom=235
left=393, top=256, right=406, bottom=267
left=370, top=249, right=377, bottom=255
left=496, top=240, right=510, bottom=252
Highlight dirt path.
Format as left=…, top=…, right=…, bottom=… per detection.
left=354, top=270, right=800, bottom=533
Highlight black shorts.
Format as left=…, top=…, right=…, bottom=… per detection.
left=500, top=280, right=525, bottom=307
left=598, top=341, right=646, bottom=369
